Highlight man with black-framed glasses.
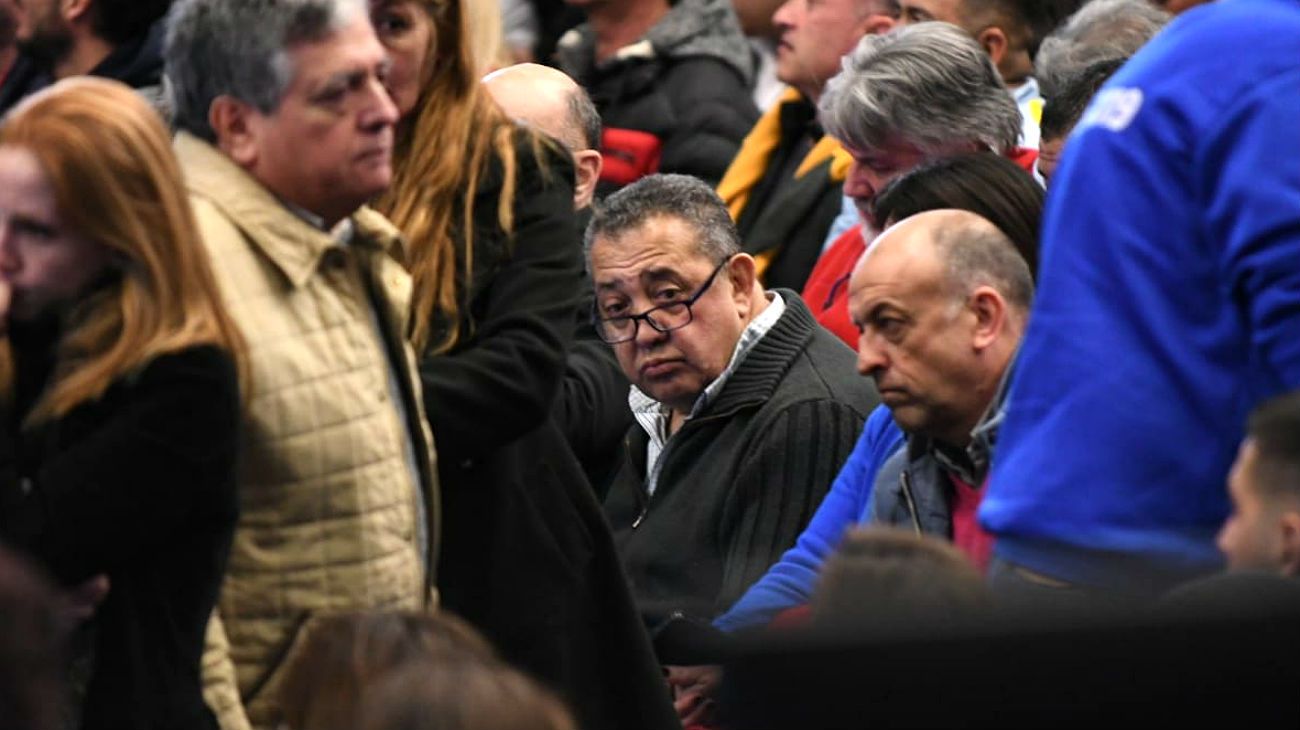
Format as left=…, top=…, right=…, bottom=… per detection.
left=585, top=174, right=878, bottom=670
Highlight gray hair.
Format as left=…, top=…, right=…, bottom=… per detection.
left=1035, top=0, right=1169, bottom=97
left=567, top=85, right=601, bottom=151
left=931, top=215, right=1035, bottom=312
left=819, top=23, right=1021, bottom=156
left=164, top=0, right=366, bottom=141
left=584, top=174, right=740, bottom=264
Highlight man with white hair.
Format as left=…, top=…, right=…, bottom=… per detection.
left=801, top=22, right=1030, bottom=348
left=165, top=1, right=438, bottom=727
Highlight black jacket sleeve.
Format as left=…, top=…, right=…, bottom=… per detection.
left=657, top=57, right=759, bottom=186
left=418, top=140, right=582, bottom=464
left=0, top=346, right=240, bottom=583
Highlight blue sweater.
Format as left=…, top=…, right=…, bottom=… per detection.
left=980, top=0, right=1300, bottom=591
left=714, top=405, right=905, bottom=631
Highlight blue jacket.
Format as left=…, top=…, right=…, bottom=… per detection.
left=714, top=405, right=904, bottom=632
left=980, top=0, right=1300, bottom=592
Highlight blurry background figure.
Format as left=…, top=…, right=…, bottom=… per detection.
left=499, top=0, right=539, bottom=63
left=0, top=0, right=172, bottom=116
left=0, top=547, right=66, bottom=730
left=1218, top=391, right=1300, bottom=577
left=556, top=0, right=758, bottom=192
left=0, top=77, right=243, bottom=729
left=730, top=0, right=787, bottom=111
left=1036, top=57, right=1121, bottom=185
left=811, top=528, right=992, bottom=631
left=278, top=612, right=578, bottom=730
left=371, top=1, right=678, bottom=727
left=716, top=0, right=895, bottom=293
left=1034, top=0, right=1169, bottom=96
left=1032, top=0, right=1169, bottom=185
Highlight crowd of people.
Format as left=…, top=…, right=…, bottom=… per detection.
left=0, top=0, right=1297, bottom=727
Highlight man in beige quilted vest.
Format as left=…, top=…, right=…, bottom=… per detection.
left=162, top=1, right=439, bottom=727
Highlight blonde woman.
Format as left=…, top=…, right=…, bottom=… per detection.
left=370, top=1, right=678, bottom=727
left=0, top=77, right=243, bottom=730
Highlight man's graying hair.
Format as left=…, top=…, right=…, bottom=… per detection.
left=930, top=215, right=1034, bottom=312
left=1035, top=0, right=1168, bottom=98
left=584, top=174, right=740, bottom=264
left=819, top=23, right=1021, bottom=156
left=164, top=0, right=366, bottom=142
left=567, top=86, right=601, bottom=151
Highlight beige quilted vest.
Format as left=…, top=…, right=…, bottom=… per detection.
left=176, top=133, right=439, bottom=729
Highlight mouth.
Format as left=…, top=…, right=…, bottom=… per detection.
left=876, top=387, right=910, bottom=406
left=640, top=358, right=682, bottom=379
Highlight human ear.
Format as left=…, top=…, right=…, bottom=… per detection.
left=968, top=286, right=1007, bottom=352
left=976, top=26, right=1008, bottom=70
left=210, top=96, right=262, bottom=170
left=61, top=0, right=93, bottom=23
left=727, top=254, right=758, bottom=319
left=573, top=149, right=603, bottom=211
left=1278, top=511, right=1300, bottom=577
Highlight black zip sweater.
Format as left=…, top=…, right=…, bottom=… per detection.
left=604, top=293, right=879, bottom=629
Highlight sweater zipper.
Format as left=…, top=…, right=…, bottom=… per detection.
left=630, top=412, right=729, bottom=530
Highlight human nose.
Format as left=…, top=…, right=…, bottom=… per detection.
left=632, top=313, right=668, bottom=348
left=363, top=74, right=400, bottom=130
left=772, top=0, right=797, bottom=30
left=843, top=160, right=877, bottom=202
left=856, top=334, right=887, bottom=378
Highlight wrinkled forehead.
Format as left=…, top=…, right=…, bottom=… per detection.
left=589, top=219, right=714, bottom=291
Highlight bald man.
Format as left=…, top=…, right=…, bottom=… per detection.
left=484, top=62, right=603, bottom=210
left=851, top=209, right=1032, bottom=570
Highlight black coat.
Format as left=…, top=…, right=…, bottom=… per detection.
left=0, top=320, right=240, bottom=730
left=556, top=0, right=759, bottom=194
left=419, top=133, right=680, bottom=730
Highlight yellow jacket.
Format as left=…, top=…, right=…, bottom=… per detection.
left=175, top=133, right=439, bottom=730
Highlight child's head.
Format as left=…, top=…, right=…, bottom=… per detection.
left=1218, top=391, right=1300, bottom=576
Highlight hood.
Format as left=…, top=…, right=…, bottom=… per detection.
left=557, top=0, right=753, bottom=85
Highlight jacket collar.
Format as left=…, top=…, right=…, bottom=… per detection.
left=699, top=288, right=816, bottom=418
left=174, top=132, right=404, bottom=288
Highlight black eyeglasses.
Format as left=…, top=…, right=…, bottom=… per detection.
left=593, top=259, right=729, bottom=344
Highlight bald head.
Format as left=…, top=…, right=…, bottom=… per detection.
left=855, top=209, right=1033, bottom=313
left=484, top=63, right=598, bottom=152
left=484, top=63, right=604, bottom=210
left=848, top=209, right=1031, bottom=446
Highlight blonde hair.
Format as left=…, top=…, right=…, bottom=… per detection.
left=375, top=0, right=549, bottom=354
left=0, top=77, right=244, bottom=424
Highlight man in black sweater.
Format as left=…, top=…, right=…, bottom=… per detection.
left=586, top=174, right=879, bottom=637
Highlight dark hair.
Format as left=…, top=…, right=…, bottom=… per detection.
left=1246, top=391, right=1300, bottom=502
left=1040, top=57, right=1125, bottom=141
left=812, top=528, right=990, bottom=632
left=567, top=85, right=601, bottom=151
left=278, top=611, right=497, bottom=730
left=584, top=173, right=740, bottom=263
left=92, top=0, right=173, bottom=45
left=871, top=152, right=1044, bottom=278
